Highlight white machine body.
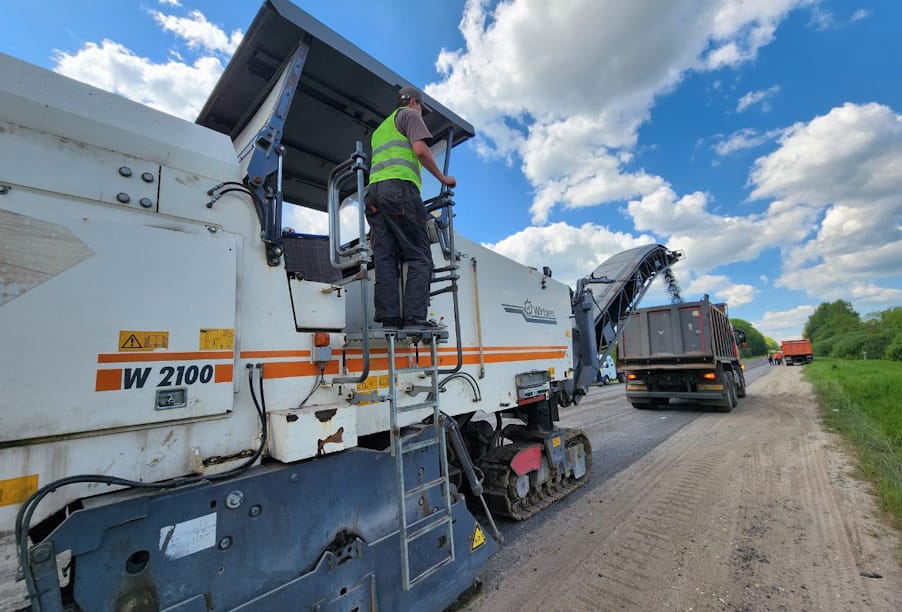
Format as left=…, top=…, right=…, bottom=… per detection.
left=0, top=54, right=572, bottom=528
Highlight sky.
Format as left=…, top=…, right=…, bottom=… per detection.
left=2, top=0, right=900, bottom=342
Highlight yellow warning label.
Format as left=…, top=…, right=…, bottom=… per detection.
left=200, top=328, right=235, bottom=350
left=470, top=523, right=486, bottom=552
left=0, top=474, right=38, bottom=507
left=548, top=367, right=555, bottom=378
left=356, top=375, right=391, bottom=393
left=118, top=331, right=169, bottom=352
left=552, top=435, right=562, bottom=448
left=356, top=377, right=379, bottom=392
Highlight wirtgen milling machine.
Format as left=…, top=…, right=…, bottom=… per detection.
left=0, top=1, right=680, bottom=609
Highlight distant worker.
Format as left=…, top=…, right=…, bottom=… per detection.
left=365, top=85, right=456, bottom=329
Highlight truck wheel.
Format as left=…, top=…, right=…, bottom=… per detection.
left=718, top=373, right=736, bottom=412
left=631, top=402, right=653, bottom=409
left=604, top=375, right=612, bottom=385
left=736, top=373, right=746, bottom=398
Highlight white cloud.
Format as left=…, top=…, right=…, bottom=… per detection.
left=753, top=304, right=816, bottom=341
left=51, top=8, right=242, bottom=121
left=151, top=9, right=243, bottom=55
left=626, top=186, right=819, bottom=274
left=284, top=204, right=364, bottom=242
left=53, top=40, right=224, bottom=120
left=736, top=85, right=780, bottom=112
left=159, top=0, right=182, bottom=6
left=850, top=9, right=871, bottom=22
left=428, top=0, right=816, bottom=224
left=749, top=102, right=902, bottom=308
left=685, top=274, right=757, bottom=307
left=483, top=222, right=656, bottom=287
left=808, top=7, right=835, bottom=30
left=713, top=127, right=784, bottom=156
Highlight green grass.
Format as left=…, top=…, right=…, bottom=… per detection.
left=803, top=358, right=902, bottom=530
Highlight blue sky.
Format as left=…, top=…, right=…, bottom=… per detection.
left=2, top=0, right=900, bottom=341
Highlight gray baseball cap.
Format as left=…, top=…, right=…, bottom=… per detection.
left=398, top=86, right=432, bottom=114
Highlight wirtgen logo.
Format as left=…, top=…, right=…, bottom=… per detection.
left=502, top=300, right=557, bottom=325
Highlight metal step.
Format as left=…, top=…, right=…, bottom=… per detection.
left=406, top=513, right=452, bottom=543
left=396, top=365, right=438, bottom=374
left=344, top=327, right=449, bottom=343
left=409, top=555, right=455, bottom=587
left=386, top=332, right=456, bottom=591
left=402, top=437, right=439, bottom=454
left=397, top=401, right=436, bottom=414
left=405, top=476, right=447, bottom=497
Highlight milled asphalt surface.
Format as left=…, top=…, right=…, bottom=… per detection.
left=490, top=357, right=772, bottom=547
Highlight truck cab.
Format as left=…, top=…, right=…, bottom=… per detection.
left=596, top=354, right=621, bottom=385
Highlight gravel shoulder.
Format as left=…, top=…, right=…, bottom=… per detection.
left=469, top=365, right=902, bottom=611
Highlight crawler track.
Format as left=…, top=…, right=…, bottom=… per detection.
left=480, top=429, right=592, bottom=520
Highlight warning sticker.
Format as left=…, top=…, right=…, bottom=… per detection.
left=356, top=375, right=390, bottom=393
left=0, top=474, right=38, bottom=507
left=470, top=523, right=486, bottom=552
left=199, top=328, right=235, bottom=350
left=552, top=435, right=562, bottom=448
left=159, top=512, right=217, bottom=560
left=355, top=375, right=391, bottom=405
left=119, top=331, right=169, bottom=352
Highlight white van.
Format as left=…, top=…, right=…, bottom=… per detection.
left=597, top=355, right=622, bottom=385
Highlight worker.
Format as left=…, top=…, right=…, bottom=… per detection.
left=365, top=85, right=456, bottom=329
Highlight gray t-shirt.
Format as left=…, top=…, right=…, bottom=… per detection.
left=395, top=108, right=432, bottom=144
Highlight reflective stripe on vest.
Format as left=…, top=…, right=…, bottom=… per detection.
left=369, top=109, right=422, bottom=189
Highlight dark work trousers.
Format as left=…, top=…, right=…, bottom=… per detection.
left=365, top=179, right=434, bottom=326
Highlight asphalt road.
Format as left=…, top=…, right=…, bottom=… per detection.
left=483, top=357, right=773, bottom=571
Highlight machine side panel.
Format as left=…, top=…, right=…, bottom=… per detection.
left=351, top=235, right=573, bottom=436
left=0, top=188, right=240, bottom=442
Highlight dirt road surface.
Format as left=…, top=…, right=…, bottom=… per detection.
left=469, top=365, right=902, bottom=611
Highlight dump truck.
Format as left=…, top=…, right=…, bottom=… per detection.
left=781, top=338, right=813, bottom=366
left=618, top=297, right=747, bottom=411
left=0, top=1, right=682, bottom=609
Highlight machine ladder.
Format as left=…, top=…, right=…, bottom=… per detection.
left=325, top=142, right=467, bottom=590
left=386, top=331, right=455, bottom=589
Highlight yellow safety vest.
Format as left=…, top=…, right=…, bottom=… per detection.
left=369, top=109, right=422, bottom=190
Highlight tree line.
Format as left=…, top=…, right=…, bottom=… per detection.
left=729, top=301, right=901, bottom=361
left=803, top=301, right=902, bottom=361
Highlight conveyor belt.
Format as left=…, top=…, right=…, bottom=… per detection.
left=570, top=245, right=682, bottom=399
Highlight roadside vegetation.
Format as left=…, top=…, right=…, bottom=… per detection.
left=804, top=359, right=902, bottom=529
left=730, top=317, right=774, bottom=359
left=805, top=301, right=902, bottom=361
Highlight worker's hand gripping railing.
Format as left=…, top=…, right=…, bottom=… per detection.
left=328, top=142, right=372, bottom=383
left=424, top=129, right=463, bottom=374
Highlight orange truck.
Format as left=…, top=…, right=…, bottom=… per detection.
left=781, top=339, right=813, bottom=366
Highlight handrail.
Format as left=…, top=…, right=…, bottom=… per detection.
left=328, top=142, right=372, bottom=384
left=327, top=142, right=370, bottom=270
left=431, top=128, right=463, bottom=375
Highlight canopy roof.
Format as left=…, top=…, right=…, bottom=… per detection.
left=197, top=0, right=475, bottom=211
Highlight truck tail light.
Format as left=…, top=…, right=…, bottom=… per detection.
left=626, top=373, right=638, bottom=380
left=701, top=372, right=717, bottom=380
left=314, top=333, right=330, bottom=347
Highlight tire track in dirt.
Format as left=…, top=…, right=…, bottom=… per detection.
left=470, top=367, right=902, bottom=611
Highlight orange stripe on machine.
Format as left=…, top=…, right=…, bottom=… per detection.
left=98, top=351, right=234, bottom=363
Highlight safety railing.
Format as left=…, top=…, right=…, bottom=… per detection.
left=328, top=142, right=371, bottom=384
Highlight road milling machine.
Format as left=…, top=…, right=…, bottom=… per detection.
left=0, top=1, right=681, bottom=609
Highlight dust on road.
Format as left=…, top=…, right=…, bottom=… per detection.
left=470, top=366, right=902, bottom=611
